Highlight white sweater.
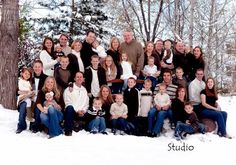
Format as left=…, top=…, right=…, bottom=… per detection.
left=189, top=78, right=206, bottom=105
left=72, top=50, right=85, bottom=72
left=39, top=50, right=58, bottom=76
left=120, top=61, right=136, bottom=80
left=63, top=83, right=89, bottom=112
left=92, top=45, right=107, bottom=58
left=154, top=92, right=171, bottom=107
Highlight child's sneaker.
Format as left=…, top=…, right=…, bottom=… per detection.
left=90, top=128, right=98, bottom=134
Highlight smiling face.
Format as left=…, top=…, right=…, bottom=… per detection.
left=184, top=104, right=193, bottom=114
left=60, top=56, right=69, bottom=69
left=73, top=41, right=82, bottom=52
left=93, top=99, right=102, bottom=110
left=207, top=78, right=214, bottom=89
left=21, top=69, right=31, bottom=81
left=59, top=35, right=68, bottom=47
left=86, top=31, right=96, bottom=44
left=105, top=56, right=113, bottom=67
left=193, top=47, right=202, bottom=59
left=33, top=62, right=43, bottom=76
left=177, top=87, right=186, bottom=100
left=44, top=39, right=53, bottom=50
left=74, top=72, right=84, bottom=86
left=45, top=77, right=55, bottom=91
left=115, top=94, right=124, bottom=105
left=123, top=31, right=133, bottom=44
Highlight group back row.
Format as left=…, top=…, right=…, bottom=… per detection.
left=16, top=29, right=229, bottom=139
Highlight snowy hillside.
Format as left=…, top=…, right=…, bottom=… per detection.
left=0, top=96, right=235, bottom=165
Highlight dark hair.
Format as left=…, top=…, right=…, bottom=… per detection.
left=91, top=54, right=99, bottom=60
left=162, top=69, right=172, bottom=76
left=33, top=59, right=43, bottom=67
left=193, top=46, right=204, bottom=62
left=86, top=30, right=96, bottom=36
left=42, top=37, right=55, bottom=58
left=205, top=77, right=218, bottom=100
left=59, top=33, right=69, bottom=39
left=176, top=86, right=188, bottom=101
left=184, top=101, right=193, bottom=107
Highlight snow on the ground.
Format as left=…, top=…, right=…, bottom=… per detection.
left=0, top=96, right=235, bottom=165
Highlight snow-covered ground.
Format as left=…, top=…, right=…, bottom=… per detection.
left=0, top=96, right=235, bottom=165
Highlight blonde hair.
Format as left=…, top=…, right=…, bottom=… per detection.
left=109, top=37, right=120, bottom=51
left=42, top=76, right=61, bottom=101
left=71, top=39, right=82, bottom=49
left=102, top=55, right=117, bottom=77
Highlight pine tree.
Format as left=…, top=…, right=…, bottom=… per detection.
left=28, top=0, right=112, bottom=44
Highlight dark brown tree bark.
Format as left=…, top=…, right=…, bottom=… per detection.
left=0, top=0, right=19, bottom=109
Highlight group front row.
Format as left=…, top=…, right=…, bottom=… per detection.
left=16, top=67, right=230, bottom=139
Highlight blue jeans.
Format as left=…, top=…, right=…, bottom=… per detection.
left=40, top=107, right=63, bottom=137
left=17, top=101, right=27, bottom=130
left=111, top=118, right=127, bottom=131
left=88, top=117, right=106, bottom=132
left=64, top=105, right=76, bottom=132
left=174, top=121, right=205, bottom=137
left=148, top=107, right=173, bottom=134
left=200, top=108, right=227, bottom=136
left=29, top=107, right=41, bottom=132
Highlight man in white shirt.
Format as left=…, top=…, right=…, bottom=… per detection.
left=63, top=72, right=89, bottom=136
left=188, top=68, right=206, bottom=115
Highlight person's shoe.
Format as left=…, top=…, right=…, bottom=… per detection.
left=101, top=131, right=108, bottom=135
left=65, top=131, right=72, bottom=136
left=111, top=129, right=116, bottom=135
left=16, top=128, right=23, bottom=134
left=90, top=129, right=98, bottom=134
left=147, top=131, right=153, bottom=137
left=120, top=130, right=126, bottom=135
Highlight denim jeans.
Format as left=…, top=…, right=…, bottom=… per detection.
left=200, top=108, right=227, bottom=136
left=64, top=105, right=76, bottom=132
left=174, top=121, right=205, bottom=137
left=88, top=116, right=106, bottom=132
left=40, top=107, right=63, bottom=137
left=17, top=101, right=27, bottom=130
left=29, top=107, right=41, bottom=132
left=148, top=107, right=173, bottom=134
left=111, top=118, right=127, bottom=131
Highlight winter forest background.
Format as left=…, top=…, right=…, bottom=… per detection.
left=0, top=0, right=236, bottom=109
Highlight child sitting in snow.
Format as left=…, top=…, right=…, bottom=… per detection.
left=174, top=102, right=205, bottom=140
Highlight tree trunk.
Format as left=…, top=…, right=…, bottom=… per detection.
left=0, top=0, right=19, bottom=109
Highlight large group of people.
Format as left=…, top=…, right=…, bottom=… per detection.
left=15, top=29, right=231, bottom=139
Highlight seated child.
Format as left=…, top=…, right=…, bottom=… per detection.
left=110, top=94, right=128, bottom=135
left=174, top=102, right=205, bottom=140
left=142, top=56, right=160, bottom=90
left=43, top=91, right=58, bottom=114
left=86, top=98, right=107, bottom=134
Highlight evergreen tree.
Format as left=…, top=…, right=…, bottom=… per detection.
left=29, top=0, right=112, bottom=44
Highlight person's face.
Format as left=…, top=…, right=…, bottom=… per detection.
left=91, top=57, right=99, bottom=67
left=185, top=105, right=193, bottom=114
left=146, top=43, right=154, bottom=52
left=105, top=57, right=113, bottom=67
left=193, top=47, right=201, bottom=59
left=59, top=35, right=68, bottom=47
left=176, top=69, right=184, bottom=79
left=86, top=32, right=96, bottom=44
left=207, top=79, right=214, bottom=89
left=93, top=100, right=102, bottom=110
left=45, top=39, right=53, bottom=50
left=33, top=62, right=43, bottom=76
left=164, top=41, right=172, bottom=50
left=56, top=46, right=62, bottom=52
left=123, top=32, right=133, bottom=44
left=163, top=72, right=172, bottom=84
left=159, top=85, right=166, bottom=94
left=178, top=88, right=186, bottom=99
left=195, top=70, right=204, bottom=81
left=111, top=39, right=119, bottom=50
left=144, top=82, right=152, bottom=90
left=92, top=41, right=99, bottom=48
left=22, top=70, right=31, bottom=80
left=176, top=42, right=185, bottom=53
left=73, top=42, right=82, bottom=52
left=101, top=87, right=110, bottom=98
left=45, top=78, right=54, bottom=91
left=115, top=95, right=123, bottom=105
left=148, top=58, right=154, bottom=66
left=60, top=57, right=69, bottom=69
left=46, top=94, right=53, bottom=101
left=128, top=79, right=136, bottom=88
left=155, top=41, right=163, bottom=51
left=74, top=72, right=84, bottom=86
left=121, top=53, right=128, bottom=61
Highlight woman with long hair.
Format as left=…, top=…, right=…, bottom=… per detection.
left=200, top=77, right=229, bottom=138
left=35, top=76, right=64, bottom=138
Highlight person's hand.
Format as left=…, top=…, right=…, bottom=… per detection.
left=156, top=105, right=161, bottom=111
left=43, top=107, right=48, bottom=114
left=122, top=114, right=128, bottom=119
left=77, top=111, right=85, bottom=117
left=186, top=120, right=190, bottom=124
left=162, top=105, right=169, bottom=110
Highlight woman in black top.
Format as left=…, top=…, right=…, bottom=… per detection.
left=200, top=77, right=228, bottom=138
left=171, top=86, right=188, bottom=126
